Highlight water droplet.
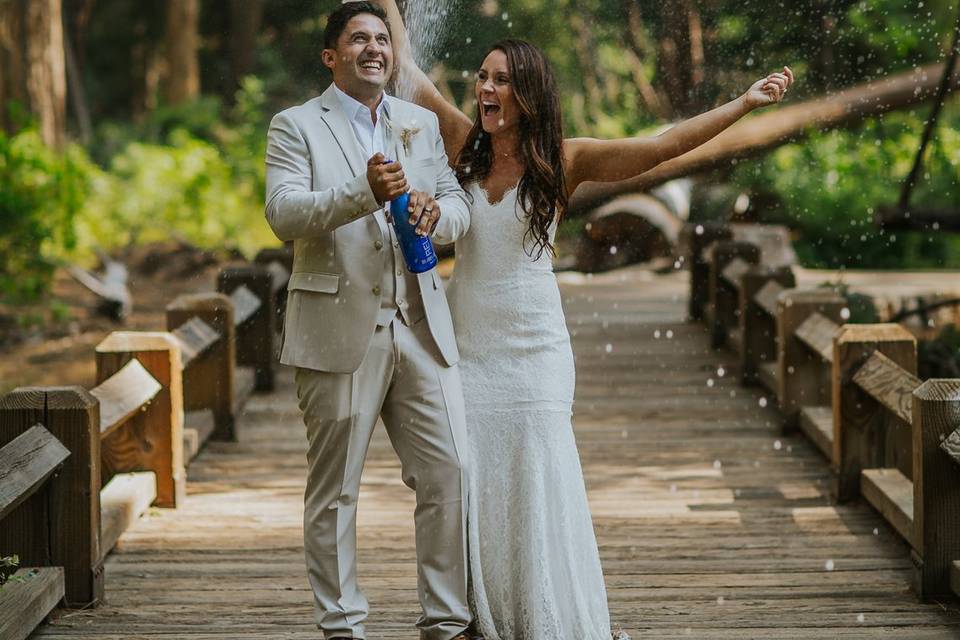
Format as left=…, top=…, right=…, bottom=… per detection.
left=840, top=307, right=851, bottom=320
left=773, top=440, right=783, bottom=450
left=605, top=343, right=613, bottom=353
left=609, top=245, right=618, bottom=255
left=759, top=397, right=768, bottom=408
left=717, top=367, right=726, bottom=377
left=825, top=559, right=835, bottom=571
left=713, top=460, right=722, bottom=469
left=857, top=613, right=865, bottom=623
left=707, top=378, right=715, bottom=387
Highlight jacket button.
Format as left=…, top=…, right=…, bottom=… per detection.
left=372, top=285, right=381, bottom=296
left=374, top=240, right=383, bottom=250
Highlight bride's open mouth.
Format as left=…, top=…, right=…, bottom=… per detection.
left=482, top=101, right=501, bottom=117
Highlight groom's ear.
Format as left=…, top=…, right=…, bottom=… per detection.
left=321, top=48, right=337, bottom=72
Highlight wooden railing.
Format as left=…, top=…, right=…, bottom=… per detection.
left=687, top=223, right=960, bottom=601
left=0, top=249, right=291, bottom=636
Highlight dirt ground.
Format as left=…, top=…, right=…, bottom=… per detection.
left=0, top=242, right=243, bottom=394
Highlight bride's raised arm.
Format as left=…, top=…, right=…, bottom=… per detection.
left=371, top=0, right=474, bottom=163
left=563, top=67, right=794, bottom=195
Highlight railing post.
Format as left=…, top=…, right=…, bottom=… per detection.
left=777, top=289, right=845, bottom=429
left=0, top=387, right=103, bottom=606
left=255, top=247, right=293, bottom=328
left=708, top=240, right=760, bottom=348
left=740, top=265, right=795, bottom=384
left=832, top=324, right=916, bottom=502
left=911, top=379, right=960, bottom=600
left=166, top=293, right=236, bottom=441
left=95, top=333, right=185, bottom=509
left=218, top=265, right=276, bottom=392
left=682, top=222, right=732, bottom=321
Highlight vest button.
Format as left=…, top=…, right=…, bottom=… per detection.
left=372, top=285, right=381, bottom=296
left=374, top=240, right=383, bottom=250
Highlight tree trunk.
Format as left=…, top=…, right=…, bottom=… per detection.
left=162, top=0, right=200, bottom=105
left=568, top=62, right=960, bottom=216
left=229, top=0, right=264, bottom=95
left=656, top=0, right=703, bottom=117
left=0, top=0, right=67, bottom=149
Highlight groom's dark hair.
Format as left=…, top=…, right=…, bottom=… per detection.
left=324, top=2, right=390, bottom=50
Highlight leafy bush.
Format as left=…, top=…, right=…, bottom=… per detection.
left=731, top=105, right=960, bottom=269
left=0, top=129, right=88, bottom=303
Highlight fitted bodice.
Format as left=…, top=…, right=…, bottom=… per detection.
left=449, top=182, right=557, bottom=286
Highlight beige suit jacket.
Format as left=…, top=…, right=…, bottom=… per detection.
left=265, top=85, right=471, bottom=374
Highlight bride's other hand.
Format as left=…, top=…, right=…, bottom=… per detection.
left=743, top=66, right=794, bottom=109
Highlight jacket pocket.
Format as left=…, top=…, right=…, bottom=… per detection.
left=288, top=271, right=340, bottom=294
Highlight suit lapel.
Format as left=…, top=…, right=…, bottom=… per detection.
left=318, top=85, right=366, bottom=177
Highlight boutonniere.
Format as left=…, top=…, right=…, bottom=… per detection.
left=384, top=115, right=422, bottom=155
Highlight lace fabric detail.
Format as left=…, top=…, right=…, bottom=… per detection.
left=449, top=184, right=614, bottom=640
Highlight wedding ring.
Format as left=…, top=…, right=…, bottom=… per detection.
left=425, top=206, right=434, bottom=212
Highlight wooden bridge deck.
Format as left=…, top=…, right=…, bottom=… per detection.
left=32, top=267, right=960, bottom=639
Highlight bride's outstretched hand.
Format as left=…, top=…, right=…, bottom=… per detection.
left=743, top=66, right=794, bottom=109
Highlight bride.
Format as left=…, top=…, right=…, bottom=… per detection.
left=373, top=2, right=793, bottom=638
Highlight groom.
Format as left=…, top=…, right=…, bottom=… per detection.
left=264, top=3, right=473, bottom=639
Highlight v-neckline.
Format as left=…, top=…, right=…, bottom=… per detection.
left=477, top=181, right=519, bottom=207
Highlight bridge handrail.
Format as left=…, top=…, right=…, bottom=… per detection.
left=687, top=221, right=960, bottom=601
left=0, top=250, right=292, bottom=619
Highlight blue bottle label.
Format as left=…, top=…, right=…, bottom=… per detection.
left=390, top=192, right=438, bottom=273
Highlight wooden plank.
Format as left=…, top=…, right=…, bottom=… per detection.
left=753, top=280, right=783, bottom=318
left=234, top=366, right=256, bottom=413
left=852, top=350, right=921, bottom=425
left=89, top=359, right=162, bottom=437
left=727, top=326, right=743, bottom=357
left=230, top=284, right=262, bottom=328
left=265, top=260, right=291, bottom=294
left=943, top=428, right=960, bottom=465
left=794, top=312, right=838, bottom=364
left=0, top=567, right=64, bottom=640
left=100, top=472, right=157, bottom=560
left=171, top=317, right=220, bottom=369
left=912, top=379, right=960, bottom=599
left=798, top=406, right=833, bottom=460
left=952, top=560, right=960, bottom=597
left=0, top=425, right=70, bottom=521
left=758, top=362, right=779, bottom=397
left=721, top=257, right=750, bottom=291
left=861, top=468, right=914, bottom=547
left=183, top=410, right=215, bottom=463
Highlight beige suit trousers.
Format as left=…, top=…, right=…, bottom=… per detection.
left=295, top=316, right=470, bottom=640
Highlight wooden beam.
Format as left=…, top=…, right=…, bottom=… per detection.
left=799, top=405, right=833, bottom=462
left=219, top=265, right=276, bottom=392
left=852, top=350, right=922, bottom=425
left=861, top=468, right=914, bottom=547
left=0, top=567, right=64, bottom=640
left=721, top=257, right=750, bottom=291
left=167, top=294, right=237, bottom=441
left=0, top=387, right=102, bottom=606
left=777, top=289, right=845, bottom=432
left=794, top=311, right=840, bottom=365
left=95, top=333, right=184, bottom=509
left=912, top=379, right=960, bottom=600
left=0, top=425, right=69, bottom=521
left=89, top=359, right=161, bottom=437
left=708, top=241, right=760, bottom=348
left=833, top=324, right=917, bottom=503
left=568, top=61, right=960, bottom=215
left=739, top=265, right=795, bottom=385
left=753, top=280, right=784, bottom=319
left=943, top=427, right=960, bottom=465
left=680, top=222, right=732, bottom=321
left=229, top=284, right=261, bottom=327
left=100, top=471, right=156, bottom=559
left=170, top=317, right=220, bottom=369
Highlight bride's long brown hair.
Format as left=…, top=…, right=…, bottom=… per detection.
left=454, top=39, right=567, bottom=259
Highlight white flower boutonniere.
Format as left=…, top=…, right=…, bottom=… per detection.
left=384, top=115, right=422, bottom=156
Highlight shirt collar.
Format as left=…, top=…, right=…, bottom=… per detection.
left=332, top=83, right=391, bottom=124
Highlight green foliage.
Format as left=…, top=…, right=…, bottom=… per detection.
left=731, top=103, right=960, bottom=269
left=0, top=129, right=87, bottom=303
left=0, top=555, right=23, bottom=590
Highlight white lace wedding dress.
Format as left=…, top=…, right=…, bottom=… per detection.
left=445, top=182, right=614, bottom=640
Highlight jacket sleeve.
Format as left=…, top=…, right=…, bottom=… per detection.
left=428, top=112, right=471, bottom=245
left=264, top=111, right=381, bottom=241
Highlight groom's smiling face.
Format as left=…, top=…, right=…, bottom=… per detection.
left=322, top=14, right=394, bottom=99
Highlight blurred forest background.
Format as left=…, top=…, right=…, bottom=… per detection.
left=2, top=0, right=960, bottom=307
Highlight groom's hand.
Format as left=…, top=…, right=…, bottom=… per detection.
left=407, top=190, right=440, bottom=237
left=367, top=153, right=408, bottom=204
